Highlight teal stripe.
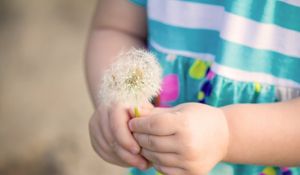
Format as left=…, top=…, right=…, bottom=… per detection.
left=149, top=20, right=300, bottom=83
left=224, top=0, right=300, bottom=32
left=129, top=0, right=147, bottom=7
left=149, top=19, right=219, bottom=54
left=130, top=167, right=157, bottom=175
left=216, top=40, right=300, bottom=83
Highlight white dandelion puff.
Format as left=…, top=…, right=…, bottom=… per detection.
left=99, top=48, right=162, bottom=107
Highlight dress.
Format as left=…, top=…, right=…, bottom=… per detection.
left=129, top=0, right=300, bottom=174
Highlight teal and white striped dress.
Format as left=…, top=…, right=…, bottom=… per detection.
left=129, top=0, right=300, bottom=175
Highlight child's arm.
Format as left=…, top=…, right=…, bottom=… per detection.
left=223, top=97, right=300, bottom=166
left=129, top=98, right=300, bottom=175
left=86, top=0, right=147, bottom=106
left=86, top=0, right=148, bottom=169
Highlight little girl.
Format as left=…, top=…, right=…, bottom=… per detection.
left=86, top=0, right=300, bottom=175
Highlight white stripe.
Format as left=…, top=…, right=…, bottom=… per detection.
left=148, top=0, right=300, bottom=58
left=148, top=0, right=223, bottom=30
left=150, top=40, right=215, bottom=62
left=151, top=41, right=300, bottom=88
left=279, top=0, right=300, bottom=7
left=211, top=63, right=300, bottom=88
left=220, top=13, right=300, bottom=58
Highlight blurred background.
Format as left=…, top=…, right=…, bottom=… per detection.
left=0, top=0, right=126, bottom=174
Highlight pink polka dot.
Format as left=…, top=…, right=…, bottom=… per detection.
left=159, top=74, right=180, bottom=106
left=206, top=71, right=215, bottom=80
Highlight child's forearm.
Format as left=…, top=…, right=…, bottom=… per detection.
left=222, top=97, right=300, bottom=166
left=85, top=30, right=145, bottom=106
left=85, top=1, right=146, bottom=107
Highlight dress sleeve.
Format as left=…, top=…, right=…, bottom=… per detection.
left=128, top=0, right=147, bottom=7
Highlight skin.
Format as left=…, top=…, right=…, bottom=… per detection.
left=85, top=0, right=149, bottom=170
left=86, top=0, right=300, bottom=174
left=129, top=103, right=229, bottom=175
left=129, top=99, right=300, bottom=175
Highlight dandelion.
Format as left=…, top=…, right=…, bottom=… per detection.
left=99, top=48, right=162, bottom=116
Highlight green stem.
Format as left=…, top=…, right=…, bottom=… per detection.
left=134, top=106, right=140, bottom=117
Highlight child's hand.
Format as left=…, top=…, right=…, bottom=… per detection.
left=129, top=103, right=230, bottom=175
left=89, top=103, right=149, bottom=170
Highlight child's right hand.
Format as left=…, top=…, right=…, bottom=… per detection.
left=89, top=103, right=149, bottom=170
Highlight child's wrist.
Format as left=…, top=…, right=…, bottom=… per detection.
left=219, top=105, right=233, bottom=163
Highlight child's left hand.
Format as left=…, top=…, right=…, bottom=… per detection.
left=129, top=103, right=230, bottom=175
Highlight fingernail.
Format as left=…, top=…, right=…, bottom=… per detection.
left=131, top=147, right=139, bottom=154
left=129, top=121, right=133, bottom=131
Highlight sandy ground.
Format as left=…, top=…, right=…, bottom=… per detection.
left=0, top=0, right=126, bottom=174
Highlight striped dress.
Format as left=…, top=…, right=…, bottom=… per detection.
left=129, top=0, right=300, bottom=175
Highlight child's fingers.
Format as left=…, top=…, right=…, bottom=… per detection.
left=112, top=143, right=149, bottom=170
left=129, top=111, right=179, bottom=136
left=89, top=115, right=111, bottom=154
left=133, top=133, right=178, bottom=153
left=89, top=116, right=127, bottom=167
left=141, top=149, right=181, bottom=168
left=97, top=107, right=114, bottom=146
left=108, top=103, right=140, bottom=154
left=152, top=164, right=186, bottom=175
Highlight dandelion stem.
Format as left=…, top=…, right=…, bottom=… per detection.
left=134, top=106, right=140, bottom=118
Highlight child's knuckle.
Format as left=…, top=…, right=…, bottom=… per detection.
left=154, top=155, right=162, bottom=164
left=121, top=139, right=132, bottom=149
left=179, top=117, right=191, bottom=132
left=147, top=119, right=156, bottom=131
left=109, top=117, right=118, bottom=130
left=147, top=135, right=155, bottom=147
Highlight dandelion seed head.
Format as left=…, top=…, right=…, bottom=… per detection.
left=99, top=48, right=162, bottom=107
